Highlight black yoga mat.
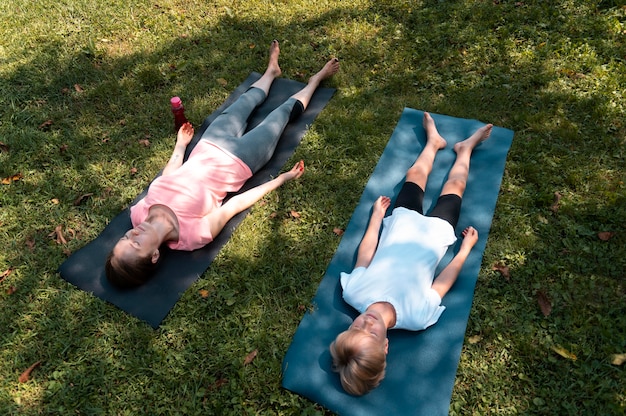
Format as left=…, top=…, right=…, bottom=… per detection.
left=58, top=72, right=336, bottom=328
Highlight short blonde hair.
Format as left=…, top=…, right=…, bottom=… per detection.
left=330, top=328, right=387, bottom=396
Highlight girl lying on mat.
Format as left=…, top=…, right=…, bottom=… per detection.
left=105, top=40, right=339, bottom=288
left=330, top=112, right=492, bottom=396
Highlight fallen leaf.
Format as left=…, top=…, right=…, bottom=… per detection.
left=611, top=353, right=626, bottom=366
left=248, top=43, right=256, bottom=49
left=59, top=144, right=69, bottom=153
left=333, top=228, right=344, bottom=236
left=39, top=120, right=53, bottom=131
left=2, top=173, right=23, bottom=185
left=26, top=239, right=35, bottom=252
left=598, top=231, right=614, bottom=241
left=6, top=286, right=17, bottom=295
left=198, top=289, right=210, bottom=298
left=550, top=191, right=562, bottom=212
left=468, top=335, right=482, bottom=344
left=18, top=361, right=42, bottom=383
left=1, top=268, right=13, bottom=283
left=51, top=198, right=60, bottom=205
left=101, top=137, right=110, bottom=143
left=217, top=78, right=228, bottom=87
left=49, top=225, right=67, bottom=245
left=297, top=304, right=306, bottom=312
left=290, top=210, right=300, bottom=219
left=208, top=378, right=228, bottom=391
left=130, top=167, right=138, bottom=175
left=74, top=84, right=84, bottom=93
left=551, top=345, right=576, bottom=361
left=269, top=212, right=277, bottom=219
left=243, top=349, right=258, bottom=365
left=0, top=141, right=9, bottom=153
left=536, top=290, right=552, bottom=317
left=492, top=263, right=510, bottom=281
left=73, top=193, right=93, bottom=206
left=138, top=139, right=151, bottom=147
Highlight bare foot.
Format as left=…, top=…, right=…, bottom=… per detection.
left=308, top=58, right=340, bottom=85
left=423, top=112, right=447, bottom=150
left=454, top=123, right=493, bottom=154
left=267, top=40, right=282, bottom=78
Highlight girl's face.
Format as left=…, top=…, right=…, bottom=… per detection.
left=350, top=310, right=389, bottom=353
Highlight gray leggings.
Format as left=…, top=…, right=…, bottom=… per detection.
left=201, top=87, right=300, bottom=173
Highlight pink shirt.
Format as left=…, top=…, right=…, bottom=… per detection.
left=130, top=141, right=253, bottom=251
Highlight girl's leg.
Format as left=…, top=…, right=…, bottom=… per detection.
left=428, top=123, right=493, bottom=227
left=229, top=57, right=340, bottom=173
left=202, top=41, right=282, bottom=141
left=405, top=112, right=447, bottom=190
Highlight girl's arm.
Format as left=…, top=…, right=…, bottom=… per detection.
left=431, top=226, right=478, bottom=298
left=162, top=123, right=194, bottom=176
left=206, top=161, right=305, bottom=239
left=354, top=196, right=391, bottom=269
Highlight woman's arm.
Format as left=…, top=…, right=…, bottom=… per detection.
left=431, top=226, right=478, bottom=298
left=206, top=161, right=305, bottom=238
left=162, top=122, right=194, bottom=176
left=354, top=196, right=390, bottom=269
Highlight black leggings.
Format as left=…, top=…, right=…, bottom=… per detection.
left=393, top=182, right=462, bottom=229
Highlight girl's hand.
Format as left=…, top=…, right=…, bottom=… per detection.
left=281, top=160, right=305, bottom=182
left=373, top=195, right=391, bottom=218
left=460, top=226, right=479, bottom=250
left=176, top=122, right=194, bottom=147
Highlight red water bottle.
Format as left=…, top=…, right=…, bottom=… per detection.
left=170, top=96, right=189, bottom=132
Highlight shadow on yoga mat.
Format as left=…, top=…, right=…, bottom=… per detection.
left=58, top=72, right=335, bottom=329
left=282, top=108, right=514, bottom=416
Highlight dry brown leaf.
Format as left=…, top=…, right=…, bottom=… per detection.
left=26, top=239, right=35, bottom=252
left=6, top=286, right=17, bottom=295
left=551, top=345, right=576, bottom=361
left=598, top=231, right=614, bottom=241
left=138, top=139, right=151, bottom=147
left=248, top=43, right=256, bottom=49
left=73, top=193, right=93, bottom=206
left=468, top=335, right=482, bottom=344
left=217, top=78, right=228, bottom=87
left=492, top=263, right=510, bottom=281
left=199, top=289, right=210, bottom=298
left=208, top=378, right=228, bottom=391
left=130, top=167, right=138, bottom=175
left=0, top=141, right=9, bottom=153
left=2, top=172, right=23, bottom=185
left=290, top=210, right=300, bottom=219
left=1, top=268, right=13, bottom=282
left=611, top=353, right=626, bottom=366
left=243, top=349, right=258, bottom=365
left=51, top=198, right=60, bottom=205
left=49, top=225, right=67, bottom=245
left=550, top=191, right=562, bottom=212
left=59, top=144, right=69, bottom=153
left=74, top=84, right=84, bottom=93
left=537, top=290, right=552, bottom=317
left=39, top=120, right=53, bottom=130
left=18, top=361, right=42, bottom=383
left=333, top=228, right=344, bottom=236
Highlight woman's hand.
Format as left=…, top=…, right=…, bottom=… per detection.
left=280, top=160, right=305, bottom=182
left=176, top=122, right=194, bottom=147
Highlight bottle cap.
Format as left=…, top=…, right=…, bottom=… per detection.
left=170, top=96, right=182, bottom=108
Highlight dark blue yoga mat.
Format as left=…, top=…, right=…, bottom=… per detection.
left=58, top=73, right=335, bottom=328
left=281, top=108, right=514, bottom=416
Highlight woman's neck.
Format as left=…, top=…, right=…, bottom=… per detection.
left=146, top=205, right=179, bottom=242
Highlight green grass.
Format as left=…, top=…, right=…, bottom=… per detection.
left=1, top=0, right=625, bottom=414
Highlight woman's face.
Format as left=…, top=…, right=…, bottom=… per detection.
left=113, top=222, right=160, bottom=262
left=349, top=310, right=389, bottom=352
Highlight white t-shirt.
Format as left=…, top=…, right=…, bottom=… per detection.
left=340, top=207, right=457, bottom=331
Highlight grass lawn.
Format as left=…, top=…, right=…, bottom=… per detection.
left=1, top=0, right=624, bottom=414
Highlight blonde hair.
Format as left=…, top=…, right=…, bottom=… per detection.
left=329, top=328, right=387, bottom=396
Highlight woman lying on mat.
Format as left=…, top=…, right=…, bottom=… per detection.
left=330, top=112, right=492, bottom=395
left=105, top=40, right=339, bottom=288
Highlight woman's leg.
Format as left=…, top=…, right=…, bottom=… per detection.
left=202, top=40, right=282, bottom=141
left=428, top=123, right=493, bottom=227
left=231, top=57, right=340, bottom=173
